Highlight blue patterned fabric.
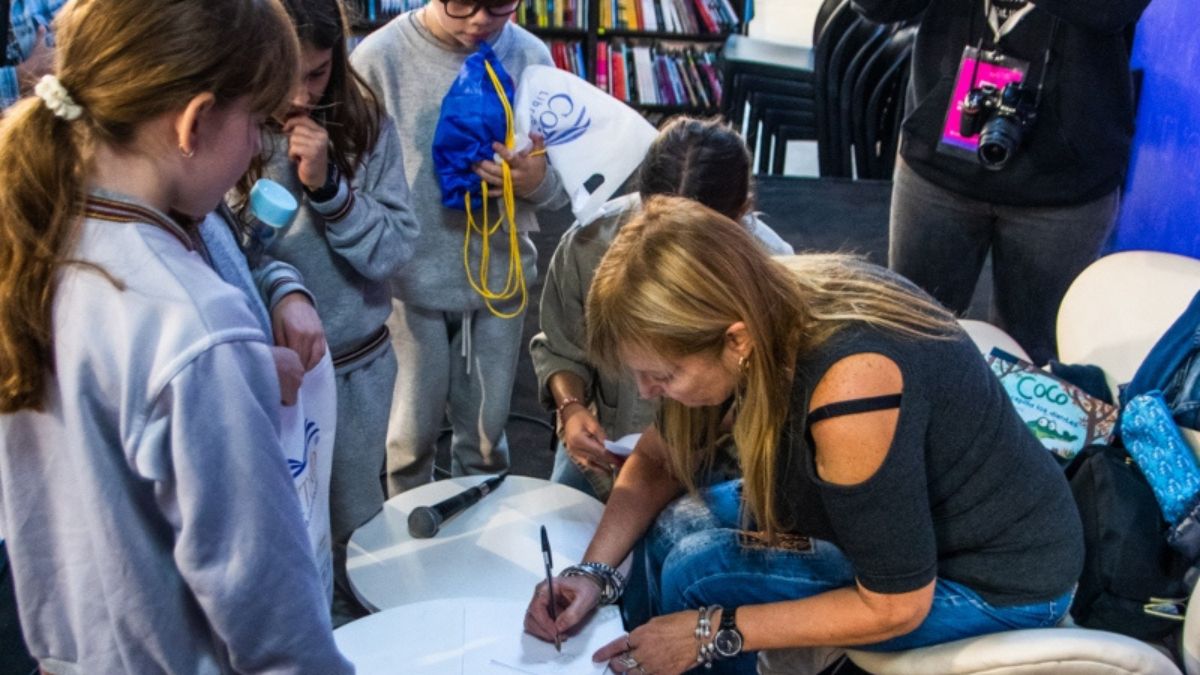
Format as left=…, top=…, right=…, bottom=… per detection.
left=1124, top=290, right=1200, bottom=430
left=1122, top=391, right=1200, bottom=524
left=1, top=0, right=69, bottom=109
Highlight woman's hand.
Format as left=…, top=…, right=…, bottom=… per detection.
left=283, top=114, right=331, bottom=192
left=594, top=610, right=700, bottom=675
left=523, top=574, right=600, bottom=644
left=561, top=405, right=625, bottom=476
left=17, top=27, right=55, bottom=94
left=474, top=133, right=548, bottom=199
left=270, top=346, right=305, bottom=407
left=271, top=292, right=326, bottom=371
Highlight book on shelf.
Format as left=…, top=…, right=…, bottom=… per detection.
left=639, top=0, right=657, bottom=31
left=682, top=49, right=711, bottom=108
left=350, top=0, right=425, bottom=25
left=653, top=52, right=673, bottom=104
left=600, top=0, right=739, bottom=34
left=517, top=0, right=588, bottom=29
left=547, top=39, right=588, bottom=79
left=350, top=0, right=738, bottom=119
left=600, top=40, right=721, bottom=109
left=595, top=41, right=610, bottom=93
left=611, top=45, right=629, bottom=100
left=629, top=45, right=655, bottom=105
left=691, top=0, right=714, bottom=32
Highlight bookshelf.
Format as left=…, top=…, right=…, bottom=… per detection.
left=348, top=0, right=748, bottom=120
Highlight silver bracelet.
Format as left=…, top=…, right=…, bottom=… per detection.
left=561, top=561, right=626, bottom=605
left=694, top=604, right=722, bottom=668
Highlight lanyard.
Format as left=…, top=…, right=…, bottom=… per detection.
left=986, top=0, right=1036, bottom=43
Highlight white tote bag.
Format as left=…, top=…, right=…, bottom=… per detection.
left=513, top=65, right=658, bottom=225
left=278, top=350, right=336, bottom=601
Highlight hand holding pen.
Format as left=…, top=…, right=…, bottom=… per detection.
left=523, top=530, right=601, bottom=645
left=540, top=525, right=562, bottom=652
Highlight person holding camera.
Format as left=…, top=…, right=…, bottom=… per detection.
left=851, top=0, right=1150, bottom=365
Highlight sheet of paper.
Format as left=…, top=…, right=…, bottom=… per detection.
left=602, top=433, right=642, bottom=457
left=466, top=601, right=623, bottom=674
left=335, top=598, right=623, bottom=675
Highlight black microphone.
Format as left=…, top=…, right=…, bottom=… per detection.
left=407, top=473, right=508, bottom=539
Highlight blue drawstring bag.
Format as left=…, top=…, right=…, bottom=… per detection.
left=431, top=43, right=528, bottom=319
left=432, top=42, right=515, bottom=211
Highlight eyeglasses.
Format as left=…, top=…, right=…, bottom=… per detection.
left=440, top=0, right=522, bottom=19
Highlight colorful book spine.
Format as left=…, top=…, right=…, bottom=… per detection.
left=611, top=44, right=629, bottom=101
left=691, top=0, right=719, bottom=32
left=574, top=40, right=588, bottom=81
left=596, top=41, right=610, bottom=93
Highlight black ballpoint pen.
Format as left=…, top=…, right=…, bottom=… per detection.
left=540, top=525, right=562, bottom=652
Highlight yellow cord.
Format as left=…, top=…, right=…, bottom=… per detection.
left=461, top=59, right=527, bottom=319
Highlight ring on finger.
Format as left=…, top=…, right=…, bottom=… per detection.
left=616, top=653, right=639, bottom=670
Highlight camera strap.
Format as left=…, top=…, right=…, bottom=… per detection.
left=972, top=0, right=1060, bottom=114
left=985, top=0, right=1036, bottom=44
left=1029, top=18, right=1059, bottom=111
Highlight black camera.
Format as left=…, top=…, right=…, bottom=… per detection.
left=958, top=82, right=1038, bottom=170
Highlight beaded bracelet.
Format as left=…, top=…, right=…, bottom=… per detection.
left=556, top=396, right=584, bottom=417
left=561, top=561, right=626, bottom=605
left=694, top=605, right=722, bottom=669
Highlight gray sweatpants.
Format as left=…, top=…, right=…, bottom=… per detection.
left=384, top=301, right=523, bottom=495
left=329, top=343, right=395, bottom=543
left=889, top=157, right=1119, bottom=366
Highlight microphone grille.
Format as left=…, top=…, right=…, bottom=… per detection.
left=407, top=507, right=441, bottom=539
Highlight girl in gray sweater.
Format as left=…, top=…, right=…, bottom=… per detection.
left=237, top=0, right=419, bottom=621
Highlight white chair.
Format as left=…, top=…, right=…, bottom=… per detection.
left=842, top=626, right=1182, bottom=675
left=959, top=318, right=1032, bottom=363
left=1057, top=250, right=1200, bottom=462
left=1057, top=250, right=1200, bottom=389
left=762, top=251, right=1200, bottom=674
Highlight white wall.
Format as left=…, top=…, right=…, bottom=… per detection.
left=747, top=0, right=822, bottom=47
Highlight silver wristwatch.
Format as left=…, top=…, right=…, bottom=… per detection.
left=712, top=606, right=744, bottom=658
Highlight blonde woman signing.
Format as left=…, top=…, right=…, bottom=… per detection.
left=523, top=195, right=1083, bottom=674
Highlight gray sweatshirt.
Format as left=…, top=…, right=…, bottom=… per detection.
left=351, top=11, right=567, bottom=312
left=258, top=119, right=418, bottom=360
left=531, top=194, right=795, bottom=440
left=0, top=196, right=350, bottom=673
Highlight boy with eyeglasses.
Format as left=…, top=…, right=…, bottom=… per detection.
left=352, top=0, right=566, bottom=495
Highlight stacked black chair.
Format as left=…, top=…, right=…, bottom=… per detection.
left=740, top=79, right=815, bottom=168
left=830, top=18, right=891, bottom=176
left=748, top=92, right=816, bottom=173
left=851, top=25, right=918, bottom=179
left=720, top=0, right=915, bottom=178
left=811, top=0, right=859, bottom=175
left=718, top=0, right=850, bottom=174
left=720, top=35, right=815, bottom=130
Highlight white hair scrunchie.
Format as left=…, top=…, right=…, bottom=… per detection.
left=34, top=75, right=83, bottom=121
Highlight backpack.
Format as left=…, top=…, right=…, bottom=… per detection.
left=1066, top=443, right=1192, bottom=639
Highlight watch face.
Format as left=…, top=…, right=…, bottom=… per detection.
left=714, top=628, right=743, bottom=657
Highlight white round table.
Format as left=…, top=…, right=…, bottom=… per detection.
left=333, top=597, right=625, bottom=675
left=347, top=476, right=622, bottom=611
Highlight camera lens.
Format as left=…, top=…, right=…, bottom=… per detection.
left=977, top=115, right=1023, bottom=170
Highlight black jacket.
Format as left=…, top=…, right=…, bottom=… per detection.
left=853, top=0, right=1150, bottom=207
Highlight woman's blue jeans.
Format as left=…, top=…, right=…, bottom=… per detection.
left=642, top=480, right=1074, bottom=674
